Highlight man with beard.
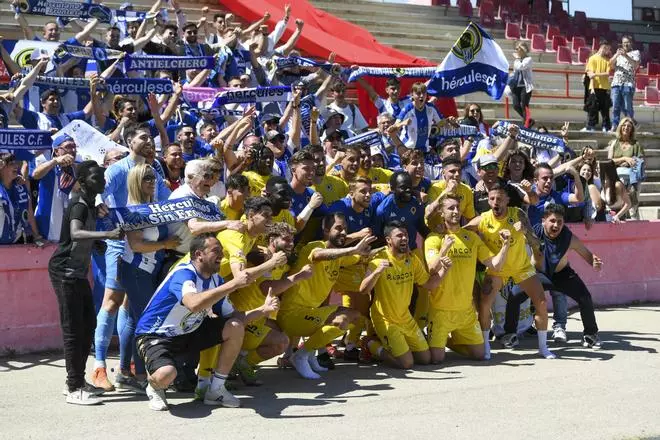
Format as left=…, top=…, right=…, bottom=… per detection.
left=243, top=144, right=275, bottom=197
left=289, top=150, right=324, bottom=222
left=265, top=175, right=322, bottom=233
left=230, top=223, right=315, bottom=385
left=329, top=177, right=385, bottom=360
left=135, top=233, right=277, bottom=410
left=473, top=155, right=534, bottom=214
left=193, top=197, right=288, bottom=396
left=159, top=144, right=185, bottom=191
left=308, top=144, right=349, bottom=204
left=504, top=204, right=603, bottom=348
left=425, top=195, right=511, bottom=364
left=360, top=220, right=448, bottom=369
left=177, top=125, right=213, bottom=163
left=466, top=181, right=555, bottom=360
left=357, top=144, right=393, bottom=190
left=425, top=157, right=476, bottom=232
left=330, top=145, right=362, bottom=185
left=277, top=213, right=376, bottom=379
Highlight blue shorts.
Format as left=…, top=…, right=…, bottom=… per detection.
left=104, top=240, right=125, bottom=291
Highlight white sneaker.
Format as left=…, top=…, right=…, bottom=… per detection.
left=501, top=333, right=520, bottom=349
left=579, top=127, right=594, bottom=132
left=62, top=382, right=105, bottom=396
left=203, top=385, right=240, bottom=408
left=583, top=334, right=602, bottom=349
left=66, top=388, right=102, bottom=405
left=553, top=327, right=567, bottom=343
left=539, top=348, right=557, bottom=359
left=290, top=350, right=321, bottom=380
left=146, top=383, right=168, bottom=411
left=307, top=352, right=329, bottom=373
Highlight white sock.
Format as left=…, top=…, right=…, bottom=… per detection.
left=209, top=372, right=227, bottom=393
left=94, top=360, right=106, bottom=369
left=537, top=331, right=556, bottom=359
left=345, top=343, right=356, bottom=351
left=482, top=331, right=491, bottom=360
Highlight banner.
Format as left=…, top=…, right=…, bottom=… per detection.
left=212, top=86, right=291, bottom=107
left=34, top=75, right=90, bottom=90
left=104, top=78, right=174, bottom=96
left=182, top=86, right=225, bottom=104
left=54, top=120, right=128, bottom=164
left=430, top=124, right=481, bottom=138
left=16, top=0, right=114, bottom=23
left=344, top=130, right=383, bottom=148
left=0, top=128, right=52, bottom=160
left=427, top=22, right=509, bottom=100
left=124, top=54, right=215, bottom=72
left=55, top=44, right=124, bottom=61
left=492, top=121, right=566, bottom=154
left=98, top=197, right=225, bottom=232
left=272, top=56, right=333, bottom=72
left=348, top=66, right=437, bottom=83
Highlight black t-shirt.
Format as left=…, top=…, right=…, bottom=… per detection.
left=48, top=193, right=97, bottom=279
left=474, top=182, right=525, bottom=214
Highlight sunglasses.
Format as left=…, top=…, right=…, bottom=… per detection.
left=143, top=174, right=156, bottom=182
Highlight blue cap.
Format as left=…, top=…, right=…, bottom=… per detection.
left=52, top=134, right=74, bottom=149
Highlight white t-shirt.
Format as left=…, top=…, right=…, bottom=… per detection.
left=326, top=102, right=369, bottom=133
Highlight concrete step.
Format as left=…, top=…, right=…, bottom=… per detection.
left=639, top=192, right=660, bottom=204
left=639, top=206, right=660, bottom=220
left=312, top=0, right=461, bottom=17
left=641, top=182, right=660, bottom=192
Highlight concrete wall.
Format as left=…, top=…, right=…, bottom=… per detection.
left=2, top=221, right=660, bottom=354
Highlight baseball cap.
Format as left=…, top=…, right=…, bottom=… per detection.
left=477, top=154, right=498, bottom=168
left=52, top=134, right=74, bottom=149
left=260, top=113, right=281, bottom=124
left=265, top=130, right=285, bottom=143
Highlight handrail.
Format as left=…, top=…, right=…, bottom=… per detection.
left=503, top=68, right=660, bottom=119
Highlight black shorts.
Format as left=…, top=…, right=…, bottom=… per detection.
left=136, top=316, right=230, bottom=375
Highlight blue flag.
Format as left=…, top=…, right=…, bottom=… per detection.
left=428, top=22, right=509, bottom=100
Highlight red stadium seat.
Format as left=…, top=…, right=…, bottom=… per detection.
left=525, top=23, right=541, bottom=40
left=648, top=62, right=660, bottom=76
left=546, top=25, right=560, bottom=43
left=479, top=0, right=495, bottom=16
left=531, top=33, right=546, bottom=53
left=505, top=21, right=521, bottom=40
left=556, top=46, right=572, bottom=64
left=636, top=76, right=657, bottom=92
left=480, top=9, right=496, bottom=27
left=571, top=37, right=586, bottom=54
left=645, top=86, right=660, bottom=105
left=551, top=35, right=568, bottom=52
left=458, top=0, right=473, bottom=17
left=576, top=46, right=591, bottom=65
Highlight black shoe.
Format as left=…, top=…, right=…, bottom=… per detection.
left=525, top=326, right=538, bottom=336
left=316, top=352, right=335, bottom=370
left=343, top=347, right=360, bottom=362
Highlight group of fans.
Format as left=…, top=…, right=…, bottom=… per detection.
left=0, top=0, right=646, bottom=412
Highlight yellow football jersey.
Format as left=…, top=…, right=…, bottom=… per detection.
left=426, top=180, right=476, bottom=231
left=216, top=226, right=257, bottom=278
left=311, top=174, right=349, bottom=205
left=368, top=249, right=429, bottom=324
left=280, top=241, right=360, bottom=310
left=478, top=207, right=532, bottom=275
left=220, top=198, right=242, bottom=220
left=425, top=230, right=493, bottom=311
left=230, top=264, right=289, bottom=314
left=242, top=171, right=271, bottom=197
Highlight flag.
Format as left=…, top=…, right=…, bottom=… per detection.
left=427, top=22, right=509, bottom=100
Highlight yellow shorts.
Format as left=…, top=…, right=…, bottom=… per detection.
left=371, top=311, right=428, bottom=357
left=242, top=317, right=272, bottom=351
left=427, top=307, right=484, bottom=349
left=488, top=267, right=537, bottom=285
left=276, top=305, right=339, bottom=338
left=335, top=264, right=366, bottom=293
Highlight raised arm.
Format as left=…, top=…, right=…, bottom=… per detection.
left=73, top=19, right=100, bottom=44
left=310, top=235, right=376, bottom=262
left=569, top=234, right=602, bottom=271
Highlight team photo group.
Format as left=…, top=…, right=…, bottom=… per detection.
left=0, top=0, right=644, bottom=412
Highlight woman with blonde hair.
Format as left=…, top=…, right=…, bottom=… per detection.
left=608, top=117, right=645, bottom=218
left=116, top=164, right=180, bottom=392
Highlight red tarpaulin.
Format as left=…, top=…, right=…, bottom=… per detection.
left=219, top=0, right=457, bottom=123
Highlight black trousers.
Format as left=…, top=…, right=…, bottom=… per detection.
left=504, top=267, right=598, bottom=336
left=511, top=86, right=533, bottom=127
left=49, top=271, right=96, bottom=392
left=587, top=89, right=611, bottom=130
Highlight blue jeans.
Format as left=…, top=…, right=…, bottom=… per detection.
left=611, top=85, right=635, bottom=128
left=119, top=261, right=160, bottom=375
left=551, top=291, right=568, bottom=330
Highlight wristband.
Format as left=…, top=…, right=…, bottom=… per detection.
left=298, top=204, right=314, bottom=223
